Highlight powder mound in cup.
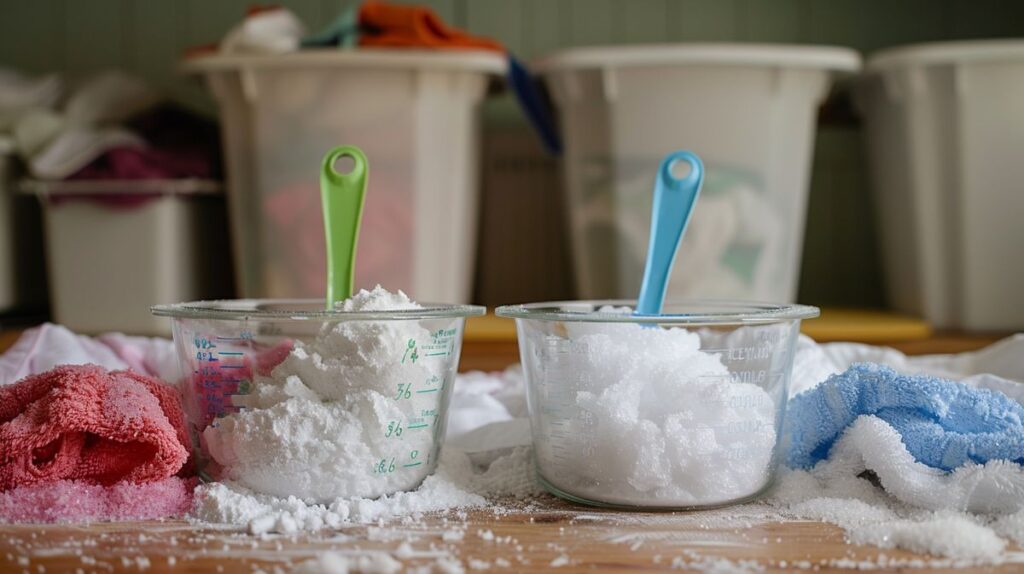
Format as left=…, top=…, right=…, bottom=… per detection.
left=203, top=286, right=444, bottom=501
left=541, top=318, right=777, bottom=506
left=189, top=446, right=540, bottom=534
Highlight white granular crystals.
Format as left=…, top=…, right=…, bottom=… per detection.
left=183, top=299, right=1024, bottom=567
left=190, top=287, right=542, bottom=533
left=191, top=442, right=537, bottom=534
left=203, top=286, right=447, bottom=502
left=531, top=319, right=777, bottom=506
left=766, top=467, right=1022, bottom=562
left=294, top=551, right=403, bottom=574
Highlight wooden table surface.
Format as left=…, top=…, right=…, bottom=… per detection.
left=0, top=316, right=1017, bottom=573
left=2, top=500, right=1021, bottom=574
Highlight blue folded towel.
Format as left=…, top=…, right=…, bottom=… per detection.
left=786, top=363, right=1024, bottom=471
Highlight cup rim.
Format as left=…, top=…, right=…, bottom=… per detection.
left=152, top=299, right=486, bottom=321
left=495, top=299, right=819, bottom=325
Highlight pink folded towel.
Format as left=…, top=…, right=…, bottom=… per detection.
left=0, top=365, right=190, bottom=491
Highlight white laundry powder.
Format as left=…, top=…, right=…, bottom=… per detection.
left=191, top=443, right=537, bottom=535
left=293, top=551, right=402, bottom=574
left=530, top=318, right=777, bottom=507
left=766, top=467, right=1021, bottom=562
left=185, top=308, right=1024, bottom=566
left=202, top=286, right=453, bottom=501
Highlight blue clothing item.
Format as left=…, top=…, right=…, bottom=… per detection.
left=507, top=55, right=562, bottom=155
left=785, top=363, right=1024, bottom=471
left=301, top=6, right=359, bottom=48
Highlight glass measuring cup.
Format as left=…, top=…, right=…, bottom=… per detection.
left=153, top=299, right=483, bottom=502
left=496, top=300, right=818, bottom=509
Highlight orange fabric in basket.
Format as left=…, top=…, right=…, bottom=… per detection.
left=358, top=0, right=503, bottom=52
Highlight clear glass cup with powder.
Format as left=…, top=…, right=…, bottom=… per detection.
left=153, top=287, right=484, bottom=503
left=496, top=300, right=818, bottom=509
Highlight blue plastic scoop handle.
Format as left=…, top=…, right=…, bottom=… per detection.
left=636, top=150, right=705, bottom=316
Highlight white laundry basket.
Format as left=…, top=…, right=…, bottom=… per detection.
left=536, top=44, right=860, bottom=302
left=860, top=40, right=1024, bottom=331
left=185, top=50, right=504, bottom=303
left=26, top=180, right=233, bottom=335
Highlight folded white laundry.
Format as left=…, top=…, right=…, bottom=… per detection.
left=63, top=71, right=159, bottom=127
left=26, top=127, right=144, bottom=179
left=0, top=69, right=62, bottom=132
left=219, top=8, right=306, bottom=55
left=12, top=109, right=63, bottom=157
left=814, top=415, right=1024, bottom=514
left=11, top=71, right=160, bottom=179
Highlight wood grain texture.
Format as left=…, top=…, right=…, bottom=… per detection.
left=1, top=498, right=1020, bottom=573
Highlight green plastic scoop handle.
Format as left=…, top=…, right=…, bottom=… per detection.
left=320, top=145, right=368, bottom=308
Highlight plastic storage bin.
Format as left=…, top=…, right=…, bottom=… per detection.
left=184, top=50, right=505, bottom=303
left=536, top=44, right=860, bottom=303
left=25, top=180, right=233, bottom=334
left=859, top=40, right=1024, bottom=330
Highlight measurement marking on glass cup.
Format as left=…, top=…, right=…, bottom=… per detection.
left=194, top=338, right=216, bottom=350
left=403, top=462, right=423, bottom=468
left=218, top=351, right=244, bottom=356
left=416, top=388, right=439, bottom=394
left=374, top=458, right=397, bottom=474
left=401, top=339, right=419, bottom=364
left=696, top=370, right=784, bottom=385
left=385, top=421, right=404, bottom=437
left=700, top=346, right=777, bottom=360
left=407, top=423, right=430, bottom=430
left=220, top=365, right=245, bottom=370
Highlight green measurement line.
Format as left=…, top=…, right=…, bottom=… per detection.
left=407, top=423, right=429, bottom=430
left=403, top=462, right=423, bottom=468
left=424, top=352, right=448, bottom=357
left=218, top=351, right=244, bottom=356
left=416, top=388, right=439, bottom=394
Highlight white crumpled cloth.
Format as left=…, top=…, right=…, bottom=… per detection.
left=0, top=323, right=178, bottom=386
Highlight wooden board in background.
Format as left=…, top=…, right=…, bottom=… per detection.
left=464, top=307, right=934, bottom=345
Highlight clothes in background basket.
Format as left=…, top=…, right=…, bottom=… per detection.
left=9, top=71, right=220, bottom=183
left=194, top=1, right=561, bottom=154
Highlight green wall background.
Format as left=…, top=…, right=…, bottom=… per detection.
left=2, top=1, right=1023, bottom=307
left=5, top=0, right=1023, bottom=81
